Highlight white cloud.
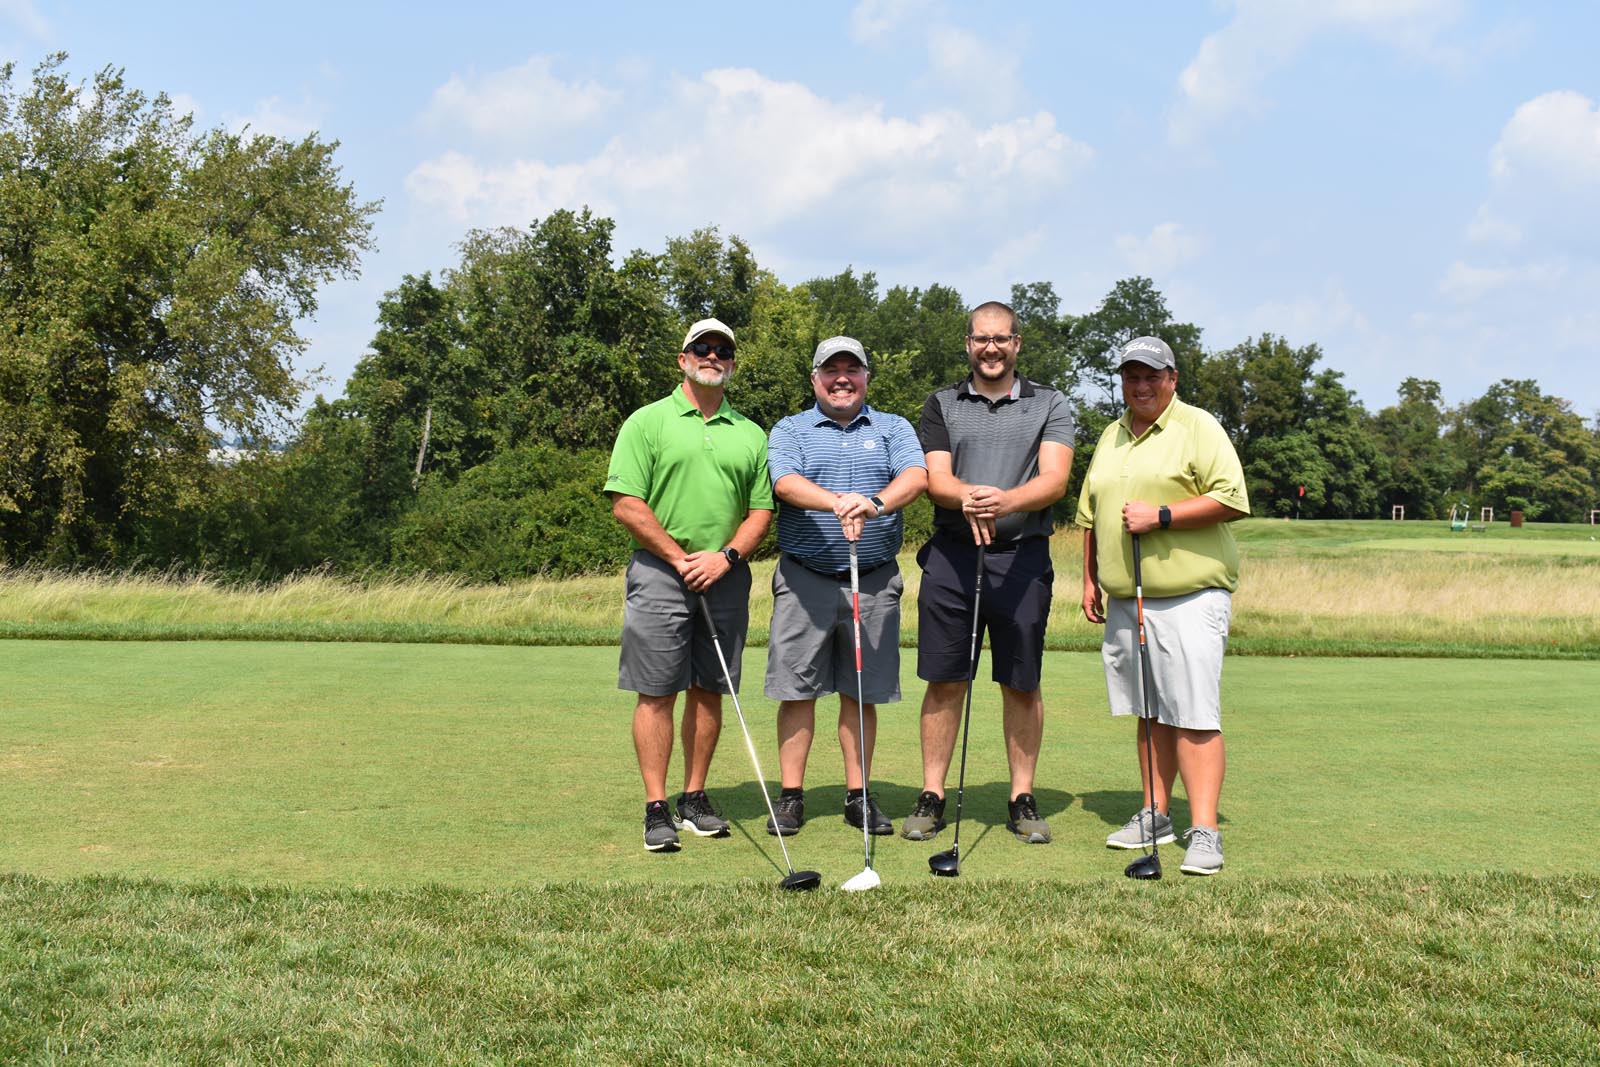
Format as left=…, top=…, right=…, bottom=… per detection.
left=421, top=55, right=619, bottom=142
left=1489, top=90, right=1600, bottom=186
left=1469, top=91, right=1600, bottom=251
left=849, top=0, right=936, bottom=44
left=405, top=67, right=1090, bottom=251
left=1437, top=259, right=1565, bottom=302
left=1241, top=278, right=1369, bottom=340
left=0, top=0, right=48, bottom=37
left=167, top=92, right=204, bottom=123
left=224, top=95, right=325, bottom=140
left=1115, top=222, right=1206, bottom=274
left=1170, top=0, right=1465, bottom=146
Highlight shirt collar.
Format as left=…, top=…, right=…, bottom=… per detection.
left=672, top=383, right=735, bottom=422
left=809, top=401, right=874, bottom=429
left=957, top=374, right=1032, bottom=403
left=1118, top=395, right=1181, bottom=438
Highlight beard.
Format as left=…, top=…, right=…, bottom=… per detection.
left=686, top=363, right=732, bottom=387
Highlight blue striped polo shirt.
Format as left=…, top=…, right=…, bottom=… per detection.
left=768, top=402, right=925, bottom=572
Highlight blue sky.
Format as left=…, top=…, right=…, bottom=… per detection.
left=6, top=1, right=1599, bottom=421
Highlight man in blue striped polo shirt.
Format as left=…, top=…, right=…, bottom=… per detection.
left=762, top=336, right=928, bottom=836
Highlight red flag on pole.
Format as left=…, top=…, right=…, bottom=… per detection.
left=1298, top=485, right=1305, bottom=498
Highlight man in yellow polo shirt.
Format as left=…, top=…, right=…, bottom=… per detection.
left=605, top=318, right=774, bottom=854
left=1076, top=336, right=1250, bottom=875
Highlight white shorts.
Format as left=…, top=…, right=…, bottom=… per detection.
left=1101, top=588, right=1231, bottom=731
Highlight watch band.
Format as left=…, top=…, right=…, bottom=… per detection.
left=1158, top=505, right=1172, bottom=530
left=870, top=495, right=887, bottom=517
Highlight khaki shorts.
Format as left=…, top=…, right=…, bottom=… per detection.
left=1101, top=588, right=1231, bottom=731
left=764, top=554, right=903, bottom=703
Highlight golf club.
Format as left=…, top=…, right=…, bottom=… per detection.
left=929, top=544, right=985, bottom=877
left=1124, top=532, right=1163, bottom=880
left=697, top=597, right=822, bottom=892
left=840, top=541, right=881, bottom=893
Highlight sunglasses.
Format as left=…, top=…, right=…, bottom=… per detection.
left=686, top=341, right=736, bottom=360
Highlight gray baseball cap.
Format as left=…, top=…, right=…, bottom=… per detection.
left=1117, top=336, right=1176, bottom=371
left=812, top=335, right=868, bottom=371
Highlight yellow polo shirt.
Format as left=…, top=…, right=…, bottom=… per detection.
left=1074, top=397, right=1250, bottom=598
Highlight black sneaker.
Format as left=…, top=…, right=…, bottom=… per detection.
left=643, top=801, right=680, bottom=852
left=844, top=792, right=894, bottom=835
left=674, top=790, right=730, bottom=838
left=1006, top=792, right=1051, bottom=844
left=767, top=791, right=805, bottom=836
left=900, top=790, right=947, bottom=841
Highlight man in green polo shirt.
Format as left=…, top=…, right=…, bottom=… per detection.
left=605, top=318, right=774, bottom=854
left=1077, top=336, right=1250, bottom=875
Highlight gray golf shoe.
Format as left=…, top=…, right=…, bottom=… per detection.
left=643, top=801, right=680, bottom=852
left=766, top=791, right=804, bottom=836
left=1006, top=792, right=1051, bottom=844
left=674, top=791, right=730, bottom=838
left=900, top=790, right=946, bottom=840
left=1105, top=806, right=1177, bottom=850
left=1180, top=826, right=1224, bottom=875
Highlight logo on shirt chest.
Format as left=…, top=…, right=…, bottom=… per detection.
left=862, top=438, right=878, bottom=451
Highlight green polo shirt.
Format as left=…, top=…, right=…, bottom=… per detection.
left=1074, top=396, right=1250, bottom=598
left=605, top=385, right=774, bottom=553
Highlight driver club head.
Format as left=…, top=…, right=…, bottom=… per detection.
left=928, top=848, right=961, bottom=877
left=780, top=870, right=823, bottom=892
left=840, top=867, right=881, bottom=892
left=1124, top=853, right=1163, bottom=880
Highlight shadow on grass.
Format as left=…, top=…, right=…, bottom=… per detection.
left=1080, top=789, right=1233, bottom=832
left=711, top=779, right=1076, bottom=872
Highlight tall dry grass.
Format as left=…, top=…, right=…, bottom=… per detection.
left=3, top=532, right=1596, bottom=651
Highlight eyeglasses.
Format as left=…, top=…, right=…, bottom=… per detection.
left=967, top=333, right=1016, bottom=348
left=686, top=342, right=736, bottom=360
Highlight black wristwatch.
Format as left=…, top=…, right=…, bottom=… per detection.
left=870, top=495, right=887, bottom=517
left=721, top=546, right=741, bottom=566
left=1158, top=505, right=1172, bottom=530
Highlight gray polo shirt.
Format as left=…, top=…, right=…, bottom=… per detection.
left=919, top=374, right=1075, bottom=542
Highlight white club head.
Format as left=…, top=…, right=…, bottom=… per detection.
left=840, top=867, right=881, bottom=892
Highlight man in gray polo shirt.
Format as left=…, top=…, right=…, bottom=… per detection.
left=901, top=300, right=1075, bottom=846
left=763, top=336, right=927, bottom=836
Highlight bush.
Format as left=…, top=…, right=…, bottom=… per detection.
left=389, top=444, right=629, bottom=580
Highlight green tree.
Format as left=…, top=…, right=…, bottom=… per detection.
left=1214, top=334, right=1378, bottom=518
left=0, top=55, right=375, bottom=564
left=1070, top=277, right=1204, bottom=414
left=446, top=209, right=677, bottom=452
left=1449, top=380, right=1597, bottom=521
left=1372, top=378, right=1463, bottom=519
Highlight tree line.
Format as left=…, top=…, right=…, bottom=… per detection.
left=3, top=57, right=1598, bottom=580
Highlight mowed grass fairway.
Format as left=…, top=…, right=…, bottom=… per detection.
left=4, top=520, right=1600, bottom=1062
left=3, top=642, right=1598, bottom=885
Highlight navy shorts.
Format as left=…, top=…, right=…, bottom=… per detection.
left=915, top=532, right=1054, bottom=692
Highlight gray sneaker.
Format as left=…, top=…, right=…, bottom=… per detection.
left=643, top=801, right=680, bottom=852
left=1105, top=806, right=1177, bottom=850
left=674, top=791, right=730, bottom=838
left=1006, top=792, right=1051, bottom=844
left=1180, top=826, right=1224, bottom=875
left=900, top=790, right=946, bottom=840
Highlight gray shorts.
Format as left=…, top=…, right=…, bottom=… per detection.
left=1101, top=588, right=1231, bottom=731
left=618, top=551, right=752, bottom=697
left=764, top=554, right=904, bottom=703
